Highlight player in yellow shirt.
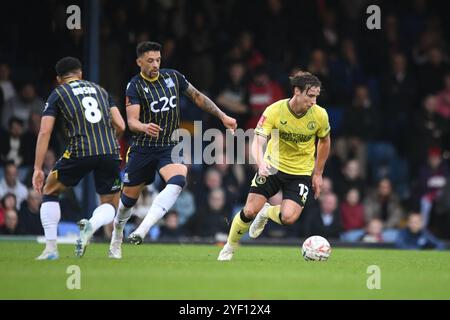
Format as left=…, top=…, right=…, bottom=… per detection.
left=218, top=71, right=331, bottom=260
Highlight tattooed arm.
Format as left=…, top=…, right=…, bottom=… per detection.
left=184, top=83, right=237, bottom=132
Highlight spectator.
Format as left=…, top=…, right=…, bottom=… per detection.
left=215, top=61, right=249, bottom=128
left=133, top=185, right=159, bottom=227
left=259, top=0, right=289, bottom=62
left=238, top=140, right=259, bottom=186
left=0, top=162, right=28, bottom=209
left=17, top=189, right=43, bottom=235
left=433, top=179, right=450, bottom=239
left=364, top=178, right=404, bottom=229
left=334, top=159, right=367, bottom=199
left=237, top=31, right=265, bottom=71
left=436, top=72, right=450, bottom=120
left=412, top=95, right=448, bottom=170
left=307, top=49, right=331, bottom=105
left=0, top=209, right=19, bottom=235
left=316, top=9, right=339, bottom=55
left=212, top=153, right=243, bottom=211
left=308, top=192, right=341, bottom=239
left=329, top=39, right=365, bottom=105
left=323, top=143, right=344, bottom=183
left=395, top=213, right=445, bottom=250
left=21, top=112, right=60, bottom=168
left=0, top=63, right=16, bottom=103
left=246, top=65, right=284, bottom=129
left=382, top=52, right=418, bottom=153
left=158, top=210, right=182, bottom=240
left=185, top=188, right=229, bottom=240
left=418, top=47, right=449, bottom=98
left=412, top=30, right=439, bottom=66
left=415, top=147, right=449, bottom=227
left=194, top=167, right=223, bottom=208
left=382, top=53, right=418, bottom=113
left=0, top=193, right=17, bottom=226
left=185, top=12, right=215, bottom=92
left=0, top=117, right=28, bottom=166
left=171, top=187, right=196, bottom=227
left=361, top=218, right=384, bottom=243
left=0, top=86, right=3, bottom=115
left=336, top=85, right=380, bottom=177
left=25, top=149, right=57, bottom=187
left=340, top=188, right=365, bottom=232
left=321, top=176, right=334, bottom=196
left=1, top=82, right=43, bottom=129
left=161, top=37, right=182, bottom=71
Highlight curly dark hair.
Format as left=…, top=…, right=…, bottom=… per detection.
left=136, top=41, right=162, bottom=57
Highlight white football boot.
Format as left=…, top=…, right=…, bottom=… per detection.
left=217, top=243, right=235, bottom=261
left=249, top=203, right=271, bottom=238
left=108, top=226, right=123, bottom=259
left=75, top=219, right=93, bottom=257
left=35, top=250, right=59, bottom=260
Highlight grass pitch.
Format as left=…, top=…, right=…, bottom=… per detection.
left=0, top=242, right=449, bottom=299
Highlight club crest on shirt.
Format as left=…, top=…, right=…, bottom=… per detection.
left=307, top=121, right=317, bottom=131
left=164, top=77, right=175, bottom=88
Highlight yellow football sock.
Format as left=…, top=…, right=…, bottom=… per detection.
left=228, top=211, right=252, bottom=247
left=267, top=205, right=282, bottom=225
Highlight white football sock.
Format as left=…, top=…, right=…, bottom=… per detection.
left=112, top=200, right=133, bottom=239
left=40, top=201, right=61, bottom=252
left=135, top=184, right=182, bottom=237
left=114, top=200, right=133, bottom=227
left=89, top=203, right=116, bottom=234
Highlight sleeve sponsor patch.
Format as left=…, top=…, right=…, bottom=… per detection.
left=257, top=115, right=266, bottom=127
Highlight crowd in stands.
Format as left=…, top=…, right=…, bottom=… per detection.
left=0, top=0, right=449, bottom=249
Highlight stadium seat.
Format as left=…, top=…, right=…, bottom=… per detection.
left=382, top=229, right=400, bottom=243
left=58, top=222, right=79, bottom=237
left=367, top=142, right=410, bottom=198
left=367, top=142, right=397, bottom=181
left=149, top=225, right=160, bottom=240
left=123, top=223, right=135, bottom=238
left=340, top=229, right=365, bottom=242
left=366, top=77, right=380, bottom=106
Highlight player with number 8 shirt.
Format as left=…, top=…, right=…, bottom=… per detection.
left=32, top=57, right=126, bottom=260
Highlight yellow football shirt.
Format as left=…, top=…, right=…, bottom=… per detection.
left=254, top=99, right=330, bottom=176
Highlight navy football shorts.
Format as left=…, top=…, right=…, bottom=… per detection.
left=52, top=154, right=121, bottom=194
left=122, top=145, right=184, bottom=186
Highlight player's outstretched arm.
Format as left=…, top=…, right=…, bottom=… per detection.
left=33, top=116, right=56, bottom=194
left=312, top=134, right=331, bottom=199
left=184, top=83, right=237, bottom=133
